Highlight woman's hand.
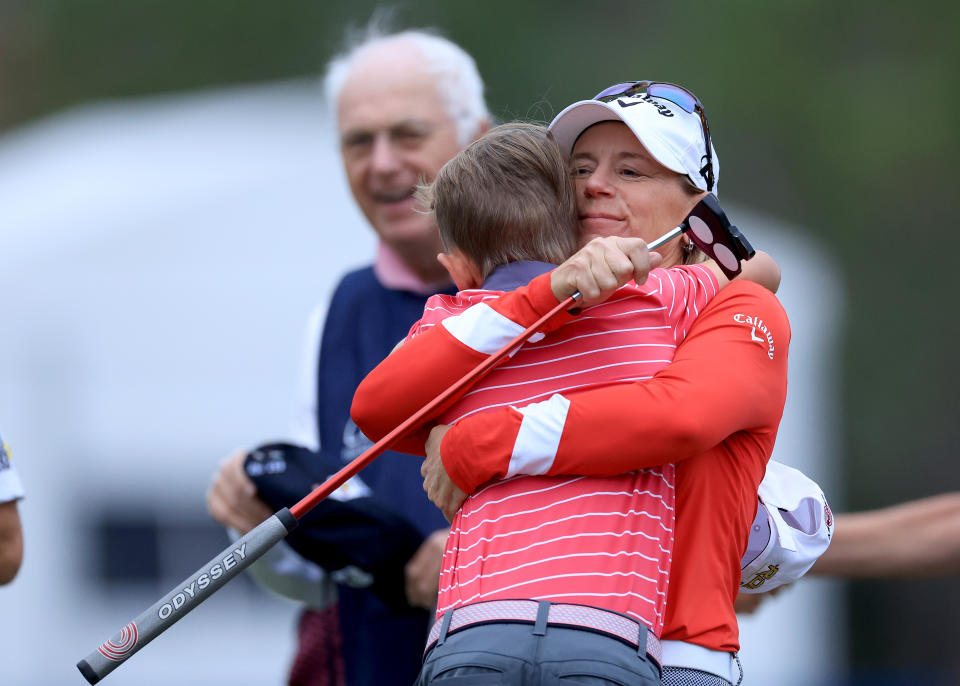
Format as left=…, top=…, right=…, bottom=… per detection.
left=550, top=236, right=662, bottom=308
left=421, top=425, right=468, bottom=522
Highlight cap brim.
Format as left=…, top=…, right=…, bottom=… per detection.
left=549, top=99, right=690, bottom=179
left=549, top=100, right=625, bottom=154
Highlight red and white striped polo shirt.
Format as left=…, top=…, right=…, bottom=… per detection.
left=410, top=264, right=718, bottom=634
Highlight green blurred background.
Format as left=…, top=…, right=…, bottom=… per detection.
left=2, top=0, right=957, bottom=681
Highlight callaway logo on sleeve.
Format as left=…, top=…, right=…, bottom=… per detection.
left=733, top=313, right=777, bottom=359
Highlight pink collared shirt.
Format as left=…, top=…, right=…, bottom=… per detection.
left=373, top=242, right=451, bottom=295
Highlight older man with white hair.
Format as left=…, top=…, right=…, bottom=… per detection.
left=206, top=24, right=490, bottom=686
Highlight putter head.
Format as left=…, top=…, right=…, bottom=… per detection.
left=683, top=193, right=755, bottom=279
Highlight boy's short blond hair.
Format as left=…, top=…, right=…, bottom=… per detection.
left=417, top=122, right=579, bottom=280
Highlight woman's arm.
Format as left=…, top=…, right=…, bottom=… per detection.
left=704, top=249, right=781, bottom=293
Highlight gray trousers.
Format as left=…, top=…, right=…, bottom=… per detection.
left=415, top=621, right=660, bottom=686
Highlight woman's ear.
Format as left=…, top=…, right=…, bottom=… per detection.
left=437, top=249, right=483, bottom=290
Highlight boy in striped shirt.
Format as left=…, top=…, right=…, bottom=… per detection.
left=352, top=122, right=777, bottom=685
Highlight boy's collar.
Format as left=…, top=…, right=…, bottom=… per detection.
left=481, top=261, right=556, bottom=292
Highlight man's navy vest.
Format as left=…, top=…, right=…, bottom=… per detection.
left=315, top=266, right=453, bottom=686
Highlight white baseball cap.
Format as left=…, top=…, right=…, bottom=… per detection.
left=740, top=460, right=835, bottom=593
left=548, top=83, right=719, bottom=193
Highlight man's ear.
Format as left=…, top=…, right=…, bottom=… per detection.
left=437, top=250, right=483, bottom=290
left=470, top=119, right=492, bottom=144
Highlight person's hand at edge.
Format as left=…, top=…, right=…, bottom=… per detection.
left=206, top=449, right=273, bottom=534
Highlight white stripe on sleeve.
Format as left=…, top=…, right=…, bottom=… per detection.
left=441, top=302, right=526, bottom=355
left=506, top=394, right=571, bottom=478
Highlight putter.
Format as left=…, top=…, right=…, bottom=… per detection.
left=77, top=193, right=749, bottom=683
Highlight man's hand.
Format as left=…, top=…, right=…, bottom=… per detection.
left=422, top=425, right=468, bottom=522
left=206, top=449, right=273, bottom=534
left=550, top=236, right=663, bottom=308
left=404, top=528, right=449, bottom=611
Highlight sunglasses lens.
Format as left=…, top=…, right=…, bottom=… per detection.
left=593, top=82, right=638, bottom=100
left=646, top=84, right=697, bottom=113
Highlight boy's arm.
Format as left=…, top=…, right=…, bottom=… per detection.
left=438, top=282, right=790, bottom=493
left=350, top=272, right=575, bottom=455
left=351, top=236, right=664, bottom=454
left=704, top=249, right=780, bottom=293
left=351, top=322, right=489, bottom=456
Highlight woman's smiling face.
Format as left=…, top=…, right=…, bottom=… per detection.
left=571, top=121, right=703, bottom=267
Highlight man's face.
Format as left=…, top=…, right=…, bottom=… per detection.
left=337, top=50, right=464, bottom=250
left=571, top=121, right=702, bottom=266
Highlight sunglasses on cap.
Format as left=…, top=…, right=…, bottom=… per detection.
left=594, top=81, right=715, bottom=192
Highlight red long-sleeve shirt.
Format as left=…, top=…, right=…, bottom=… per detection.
left=354, top=266, right=720, bottom=632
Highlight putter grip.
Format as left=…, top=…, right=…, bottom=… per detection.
left=76, top=509, right=297, bottom=684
